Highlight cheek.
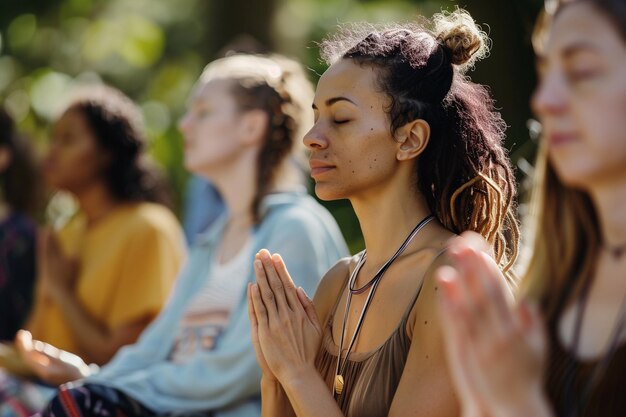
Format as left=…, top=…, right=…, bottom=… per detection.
left=577, top=89, right=626, bottom=157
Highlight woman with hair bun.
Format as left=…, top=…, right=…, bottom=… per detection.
left=248, top=9, right=519, bottom=417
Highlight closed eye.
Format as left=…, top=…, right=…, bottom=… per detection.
left=333, top=119, right=350, bottom=125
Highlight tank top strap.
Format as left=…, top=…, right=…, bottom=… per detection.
left=326, top=252, right=364, bottom=325
left=399, top=248, right=448, bottom=324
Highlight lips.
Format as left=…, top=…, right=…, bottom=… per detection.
left=549, top=132, right=578, bottom=146
left=309, top=159, right=335, bottom=177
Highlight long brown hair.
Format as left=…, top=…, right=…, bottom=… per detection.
left=321, top=10, right=520, bottom=276
left=522, top=0, right=625, bottom=313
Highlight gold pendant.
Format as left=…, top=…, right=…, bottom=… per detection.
left=334, top=374, right=344, bottom=395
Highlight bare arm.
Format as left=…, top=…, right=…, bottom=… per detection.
left=385, top=255, right=459, bottom=417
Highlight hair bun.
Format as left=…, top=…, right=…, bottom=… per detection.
left=433, top=9, right=489, bottom=70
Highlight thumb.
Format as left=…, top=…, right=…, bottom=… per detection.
left=517, top=301, right=547, bottom=356
left=297, top=287, right=321, bottom=334
left=15, top=330, right=34, bottom=355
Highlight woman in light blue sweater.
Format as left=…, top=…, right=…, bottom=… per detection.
left=35, top=54, right=348, bottom=417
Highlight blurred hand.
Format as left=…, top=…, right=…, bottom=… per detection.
left=38, top=228, right=78, bottom=301
left=436, top=232, right=550, bottom=417
left=15, top=330, right=92, bottom=386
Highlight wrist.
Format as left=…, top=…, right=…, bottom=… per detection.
left=278, top=363, right=318, bottom=390
left=261, top=375, right=281, bottom=389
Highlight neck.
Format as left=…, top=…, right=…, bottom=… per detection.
left=588, top=178, right=626, bottom=248
left=73, top=183, right=119, bottom=226
left=350, top=182, right=432, bottom=267
left=203, top=151, right=259, bottom=228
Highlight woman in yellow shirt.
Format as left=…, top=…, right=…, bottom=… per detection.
left=0, top=85, right=185, bottom=411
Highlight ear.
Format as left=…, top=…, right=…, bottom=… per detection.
left=238, top=110, right=269, bottom=147
left=395, top=119, right=430, bottom=161
left=0, top=147, right=13, bottom=174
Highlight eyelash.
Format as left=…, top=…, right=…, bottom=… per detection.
left=333, top=119, right=350, bottom=125
left=568, top=69, right=598, bottom=84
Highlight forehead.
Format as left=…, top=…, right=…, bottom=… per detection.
left=546, top=3, right=621, bottom=56
left=189, top=79, right=233, bottom=106
left=56, top=107, right=86, bottom=128
left=315, top=59, right=383, bottom=105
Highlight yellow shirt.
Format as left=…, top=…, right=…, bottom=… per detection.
left=28, top=202, right=185, bottom=358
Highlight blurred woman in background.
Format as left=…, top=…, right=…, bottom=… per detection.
left=0, top=85, right=185, bottom=415
left=436, top=1, right=626, bottom=416
left=41, top=53, right=348, bottom=417
left=248, top=9, right=519, bottom=417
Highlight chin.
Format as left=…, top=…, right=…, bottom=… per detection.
left=313, top=182, right=347, bottom=201
left=551, top=162, right=600, bottom=191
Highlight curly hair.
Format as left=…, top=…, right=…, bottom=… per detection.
left=65, top=85, right=172, bottom=208
left=321, top=9, right=519, bottom=275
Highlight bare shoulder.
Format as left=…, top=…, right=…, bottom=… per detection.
left=313, top=253, right=361, bottom=326
left=406, top=247, right=453, bottom=340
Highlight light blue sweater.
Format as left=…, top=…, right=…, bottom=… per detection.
left=87, top=192, right=348, bottom=416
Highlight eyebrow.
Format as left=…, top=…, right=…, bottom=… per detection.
left=312, top=96, right=357, bottom=110
left=561, top=41, right=601, bottom=58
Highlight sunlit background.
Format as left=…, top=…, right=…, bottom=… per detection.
left=0, top=0, right=544, bottom=253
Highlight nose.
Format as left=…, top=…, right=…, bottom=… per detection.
left=178, top=112, right=193, bottom=135
left=303, top=123, right=329, bottom=150
left=531, top=69, right=568, bottom=119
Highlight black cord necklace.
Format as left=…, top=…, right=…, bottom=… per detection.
left=564, top=274, right=626, bottom=417
left=333, top=214, right=434, bottom=396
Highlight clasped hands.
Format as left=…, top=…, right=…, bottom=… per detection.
left=435, top=232, right=550, bottom=417
left=38, top=228, right=78, bottom=302
left=247, top=249, right=322, bottom=385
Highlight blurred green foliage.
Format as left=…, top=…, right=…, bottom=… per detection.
left=0, top=0, right=542, bottom=254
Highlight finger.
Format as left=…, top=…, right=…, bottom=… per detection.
left=436, top=266, right=467, bottom=347
left=449, top=231, right=490, bottom=256
left=247, top=283, right=261, bottom=344
left=444, top=246, right=481, bottom=337
left=476, top=250, right=515, bottom=320
left=463, top=247, right=515, bottom=334
left=272, top=253, right=300, bottom=310
left=296, top=287, right=321, bottom=334
left=451, top=246, right=509, bottom=338
left=250, top=283, right=269, bottom=329
left=253, top=256, right=278, bottom=318
left=257, top=250, right=290, bottom=314
left=517, top=301, right=547, bottom=355
left=435, top=267, right=477, bottom=397
left=15, top=330, right=33, bottom=353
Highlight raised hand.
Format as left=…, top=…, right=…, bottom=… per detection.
left=248, top=249, right=322, bottom=385
left=436, top=232, right=551, bottom=417
left=38, top=228, right=78, bottom=301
